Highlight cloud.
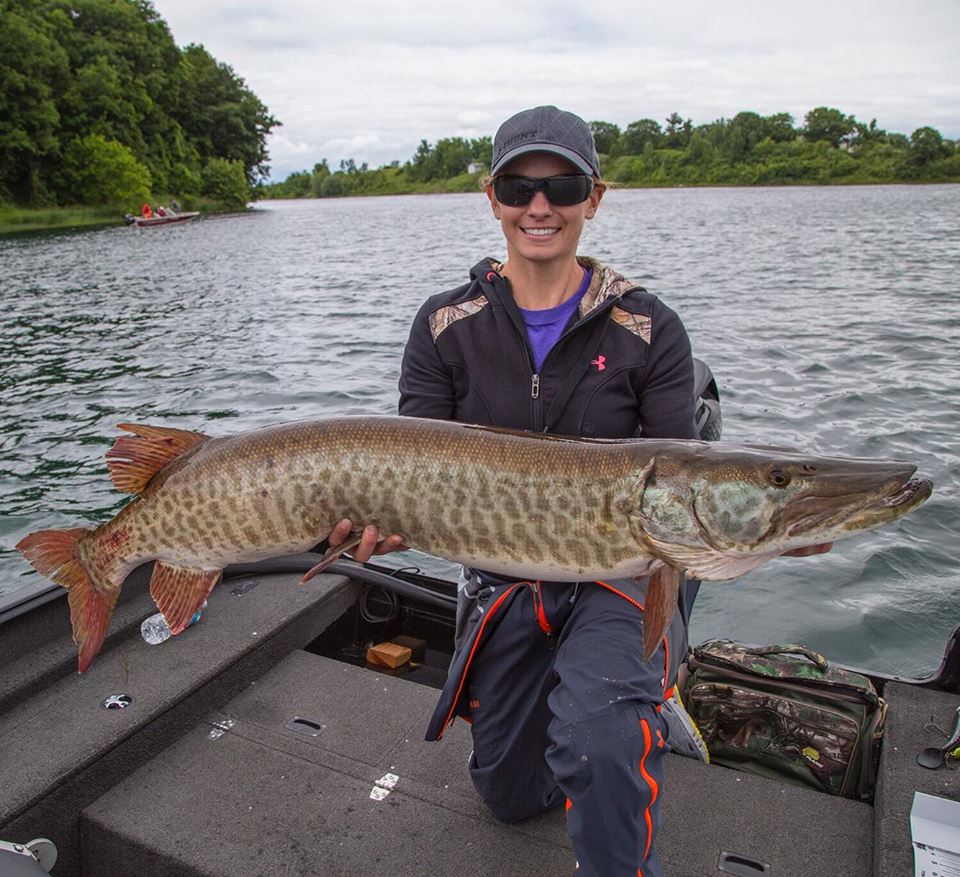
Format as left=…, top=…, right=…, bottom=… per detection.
left=152, top=0, right=960, bottom=179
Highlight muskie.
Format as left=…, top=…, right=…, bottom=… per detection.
left=17, top=416, right=932, bottom=672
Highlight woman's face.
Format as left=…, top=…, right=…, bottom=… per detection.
left=487, top=152, right=603, bottom=268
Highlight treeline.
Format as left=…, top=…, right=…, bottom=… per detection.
left=265, top=136, right=492, bottom=200
left=262, top=107, right=959, bottom=199
left=599, top=108, right=959, bottom=186
left=0, top=0, right=279, bottom=210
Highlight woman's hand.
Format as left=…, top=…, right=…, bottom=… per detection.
left=781, top=543, right=833, bottom=557
left=328, top=518, right=407, bottom=564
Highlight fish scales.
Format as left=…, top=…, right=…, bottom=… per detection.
left=90, top=417, right=643, bottom=584
left=16, top=415, right=932, bottom=672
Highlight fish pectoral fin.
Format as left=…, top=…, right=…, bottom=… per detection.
left=642, top=566, right=680, bottom=662
left=299, top=533, right=363, bottom=584
left=644, top=534, right=778, bottom=581
left=107, top=423, right=210, bottom=494
left=150, top=562, right=221, bottom=634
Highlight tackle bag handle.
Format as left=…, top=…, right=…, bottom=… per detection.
left=742, top=644, right=829, bottom=671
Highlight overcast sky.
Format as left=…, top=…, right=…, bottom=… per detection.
left=151, top=0, right=960, bottom=181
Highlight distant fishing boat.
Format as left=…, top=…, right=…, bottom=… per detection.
left=133, top=211, right=199, bottom=229
left=124, top=203, right=199, bottom=229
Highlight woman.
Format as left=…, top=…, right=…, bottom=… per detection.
left=329, top=106, right=824, bottom=876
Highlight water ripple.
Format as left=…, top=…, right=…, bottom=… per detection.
left=2, top=186, right=958, bottom=676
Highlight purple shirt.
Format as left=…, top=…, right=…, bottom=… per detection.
left=518, top=268, right=592, bottom=372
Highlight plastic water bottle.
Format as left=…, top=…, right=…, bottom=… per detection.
left=140, top=601, right=207, bottom=645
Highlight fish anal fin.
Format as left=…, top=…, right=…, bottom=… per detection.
left=16, top=527, right=115, bottom=673
left=150, top=561, right=221, bottom=635
left=106, top=423, right=209, bottom=494
left=642, top=566, right=681, bottom=662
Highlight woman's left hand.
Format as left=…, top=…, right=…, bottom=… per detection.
left=781, top=543, right=833, bottom=557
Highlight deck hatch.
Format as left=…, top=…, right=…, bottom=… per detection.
left=285, top=716, right=324, bottom=737
left=718, top=850, right=771, bottom=875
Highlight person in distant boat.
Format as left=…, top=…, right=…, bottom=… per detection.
left=156, top=206, right=167, bottom=217
left=327, top=105, right=830, bottom=877
left=141, top=203, right=153, bottom=219
left=170, top=199, right=181, bottom=215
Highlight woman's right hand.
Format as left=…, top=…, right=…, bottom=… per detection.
left=328, top=518, right=407, bottom=564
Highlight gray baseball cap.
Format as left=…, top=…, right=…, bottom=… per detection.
left=491, top=106, right=600, bottom=177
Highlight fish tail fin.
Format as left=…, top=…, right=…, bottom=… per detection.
left=16, top=527, right=119, bottom=672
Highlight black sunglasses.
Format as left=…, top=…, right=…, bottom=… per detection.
left=493, top=174, right=595, bottom=207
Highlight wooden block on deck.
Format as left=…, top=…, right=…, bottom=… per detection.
left=366, top=641, right=412, bottom=669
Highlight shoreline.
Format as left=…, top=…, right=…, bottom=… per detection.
left=4, top=179, right=957, bottom=234
left=257, top=176, right=960, bottom=203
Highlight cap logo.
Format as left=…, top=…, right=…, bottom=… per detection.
left=499, top=129, right=540, bottom=151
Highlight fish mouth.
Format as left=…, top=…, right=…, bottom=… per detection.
left=785, top=474, right=932, bottom=539
left=870, top=477, right=932, bottom=510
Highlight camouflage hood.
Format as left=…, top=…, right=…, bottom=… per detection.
left=483, top=255, right=644, bottom=323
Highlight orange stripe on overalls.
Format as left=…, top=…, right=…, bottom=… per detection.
left=638, top=718, right=660, bottom=866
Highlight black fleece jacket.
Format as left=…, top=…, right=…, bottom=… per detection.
left=398, top=256, right=699, bottom=440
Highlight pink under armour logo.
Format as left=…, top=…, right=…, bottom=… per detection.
left=592, top=354, right=606, bottom=371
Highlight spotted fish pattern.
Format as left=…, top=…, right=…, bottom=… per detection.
left=17, top=415, right=931, bottom=672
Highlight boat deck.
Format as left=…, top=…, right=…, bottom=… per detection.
left=1, top=566, right=957, bottom=876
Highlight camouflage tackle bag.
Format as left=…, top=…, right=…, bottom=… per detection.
left=681, top=640, right=887, bottom=800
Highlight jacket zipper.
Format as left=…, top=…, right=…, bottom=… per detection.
left=530, top=374, right=541, bottom=429
left=492, top=273, right=633, bottom=433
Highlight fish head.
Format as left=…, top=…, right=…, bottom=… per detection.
left=624, top=441, right=932, bottom=580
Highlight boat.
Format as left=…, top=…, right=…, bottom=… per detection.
left=123, top=210, right=200, bottom=229
left=1, top=367, right=956, bottom=876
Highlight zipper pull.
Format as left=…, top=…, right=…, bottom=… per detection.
left=531, top=374, right=540, bottom=399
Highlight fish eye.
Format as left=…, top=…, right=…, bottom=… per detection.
left=769, top=469, right=791, bottom=488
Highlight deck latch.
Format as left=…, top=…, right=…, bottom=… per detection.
left=285, top=716, right=324, bottom=737
left=718, top=851, right=770, bottom=875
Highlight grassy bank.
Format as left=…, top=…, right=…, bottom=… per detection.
left=0, top=204, right=123, bottom=235
left=0, top=198, right=247, bottom=236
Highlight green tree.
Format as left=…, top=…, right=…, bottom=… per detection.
left=52, top=0, right=184, bottom=178
left=174, top=43, right=279, bottom=185
left=618, top=119, right=663, bottom=155
left=0, top=4, right=69, bottom=203
left=589, top=121, right=621, bottom=155
left=407, top=137, right=477, bottom=181
left=62, top=133, right=151, bottom=207
left=200, top=157, right=250, bottom=208
left=0, top=0, right=278, bottom=208
left=664, top=112, right=692, bottom=149
left=803, top=107, right=856, bottom=148
left=468, top=136, right=492, bottom=165
left=726, top=112, right=767, bottom=161
left=683, top=131, right=714, bottom=166
left=764, top=113, right=796, bottom=143
left=910, top=127, right=949, bottom=165
left=850, top=118, right=885, bottom=147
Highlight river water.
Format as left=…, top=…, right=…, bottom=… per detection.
left=1, top=186, right=958, bottom=678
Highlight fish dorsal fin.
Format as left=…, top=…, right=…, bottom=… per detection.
left=150, top=561, right=221, bottom=634
left=644, top=534, right=780, bottom=581
left=106, top=423, right=210, bottom=493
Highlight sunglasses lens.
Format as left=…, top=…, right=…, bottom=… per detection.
left=494, top=175, right=593, bottom=207
left=493, top=177, right=534, bottom=206
left=549, top=176, right=593, bottom=206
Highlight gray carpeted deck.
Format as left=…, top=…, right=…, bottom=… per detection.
left=3, top=568, right=958, bottom=876
left=82, top=649, right=878, bottom=876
